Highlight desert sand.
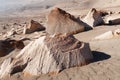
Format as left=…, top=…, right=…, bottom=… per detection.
left=0, top=0, right=120, bottom=80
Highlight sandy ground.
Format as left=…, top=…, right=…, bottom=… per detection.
left=0, top=0, right=120, bottom=80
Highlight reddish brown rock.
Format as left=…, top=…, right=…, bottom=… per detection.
left=46, top=7, right=85, bottom=35
left=23, top=20, right=45, bottom=34
left=0, top=38, right=25, bottom=57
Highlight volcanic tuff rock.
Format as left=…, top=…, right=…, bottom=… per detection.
left=0, top=34, right=93, bottom=78
left=46, top=7, right=85, bottom=35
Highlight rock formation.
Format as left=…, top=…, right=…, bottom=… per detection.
left=104, top=14, right=120, bottom=25
left=23, top=20, right=45, bottom=34
left=0, top=38, right=25, bottom=57
left=46, top=7, right=85, bottom=35
left=82, top=8, right=104, bottom=28
left=0, top=34, right=93, bottom=78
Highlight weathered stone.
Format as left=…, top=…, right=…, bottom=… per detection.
left=82, top=8, right=104, bottom=28
left=104, top=14, right=120, bottom=25
left=3, top=28, right=17, bottom=38
left=94, top=29, right=120, bottom=40
left=23, top=20, right=45, bottom=34
left=0, top=34, right=93, bottom=78
left=46, top=7, right=85, bottom=35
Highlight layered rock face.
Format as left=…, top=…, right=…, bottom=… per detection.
left=0, top=34, right=93, bottom=78
left=46, top=7, right=85, bottom=35
left=23, top=20, right=45, bottom=34
left=83, top=8, right=104, bottom=28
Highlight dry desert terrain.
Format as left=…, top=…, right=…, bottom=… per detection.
left=0, top=0, right=120, bottom=80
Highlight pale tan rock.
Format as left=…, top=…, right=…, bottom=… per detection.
left=3, top=28, right=17, bottom=38
left=23, top=20, right=45, bottom=34
left=46, top=7, right=85, bottom=35
left=0, top=34, right=93, bottom=78
left=94, top=29, right=120, bottom=40
left=82, top=8, right=104, bottom=28
left=94, top=31, right=114, bottom=40
left=0, top=58, right=12, bottom=78
left=113, top=29, right=120, bottom=36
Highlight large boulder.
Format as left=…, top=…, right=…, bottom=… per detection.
left=82, top=8, right=104, bottom=28
left=23, top=20, right=45, bottom=34
left=46, top=7, right=85, bottom=35
left=0, top=34, right=93, bottom=78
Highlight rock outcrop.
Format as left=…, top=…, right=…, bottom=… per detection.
left=0, top=34, right=93, bottom=78
left=82, top=8, right=104, bottom=28
left=23, top=20, right=45, bottom=34
left=46, top=7, right=85, bottom=35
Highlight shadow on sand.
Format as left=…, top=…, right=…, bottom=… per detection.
left=92, top=51, right=111, bottom=62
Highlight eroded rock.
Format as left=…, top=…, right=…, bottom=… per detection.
left=104, top=14, right=120, bottom=25
left=0, top=34, right=93, bottom=78
left=94, top=29, right=120, bottom=40
left=82, top=8, right=104, bottom=28
left=3, top=28, right=17, bottom=38
left=23, top=20, right=45, bottom=34
left=46, top=7, right=85, bottom=35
